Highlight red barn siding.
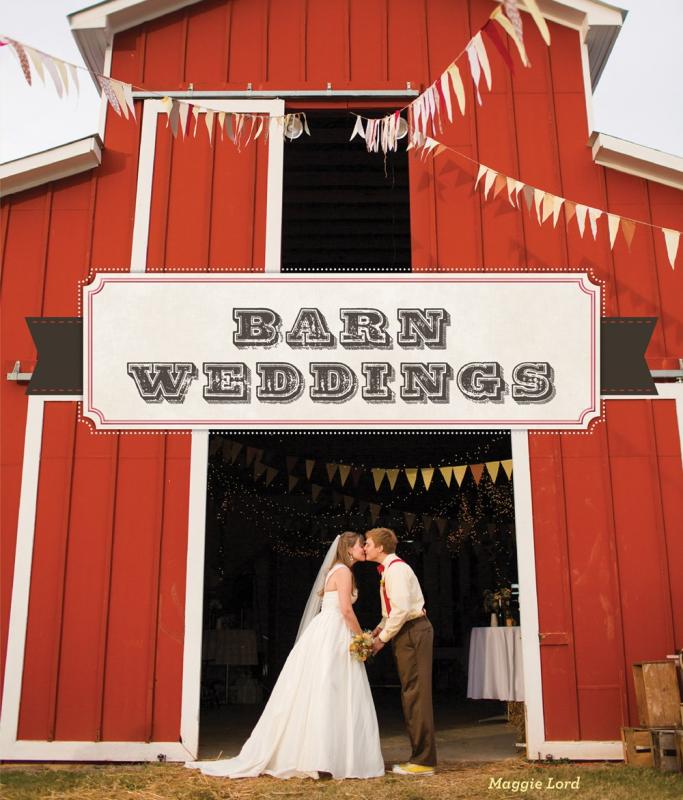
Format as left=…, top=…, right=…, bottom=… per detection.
left=1, top=0, right=682, bottom=747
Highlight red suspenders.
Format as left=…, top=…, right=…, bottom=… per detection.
left=377, top=558, right=405, bottom=615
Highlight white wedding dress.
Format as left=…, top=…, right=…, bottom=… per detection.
left=186, top=564, right=385, bottom=780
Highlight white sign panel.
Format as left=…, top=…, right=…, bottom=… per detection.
left=83, top=273, right=600, bottom=430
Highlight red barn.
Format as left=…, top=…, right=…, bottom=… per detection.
left=1, top=0, right=681, bottom=763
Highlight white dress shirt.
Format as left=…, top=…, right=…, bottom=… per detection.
left=377, top=553, right=426, bottom=643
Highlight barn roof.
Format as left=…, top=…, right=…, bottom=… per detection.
left=2, top=0, right=682, bottom=196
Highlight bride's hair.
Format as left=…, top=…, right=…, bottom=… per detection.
left=318, top=531, right=363, bottom=596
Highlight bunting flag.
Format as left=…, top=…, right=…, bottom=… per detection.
left=490, top=6, right=529, bottom=67
left=501, top=459, right=514, bottom=480
left=343, top=495, right=355, bottom=512
left=265, top=467, right=278, bottom=487
left=230, top=442, right=243, bottom=463
left=326, top=462, right=338, bottom=483
left=209, top=438, right=224, bottom=456
left=371, top=468, right=386, bottom=491
left=245, top=446, right=261, bottom=466
left=404, top=512, right=416, bottom=531
left=311, top=484, right=322, bottom=502
left=254, top=461, right=267, bottom=480
left=470, top=463, right=485, bottom=484
left=435, top=518, right=448, bottom=535
left=404, top=468, right=419, bottom=490
left=288, top=475, right=299, bottom=492
left=453, top=465, right=468, bottom=487
left=485, top=461, right=501, bottom=482
left=305, top=459, right=315, bottom=479
left=439, top=466, right=454, bottom=487
left=421, top=467, right=435, bottom=491
left=386, top=469, right=400, bottom=490
left=663, top=228, right=680, bottom=269
left=338, top=464, right=351, bottom=487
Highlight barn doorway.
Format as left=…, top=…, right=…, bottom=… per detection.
left=198, top=431, right=523, bottom=762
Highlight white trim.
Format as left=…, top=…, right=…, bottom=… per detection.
left=130, top=97, right=285, bottom=272
left=653, top=383, right=683, bottom=462
left=0, top=397, right=46, bottom=751
left=1, top=740, right=193, bottom=762
left=0, top=137, right=102, bottom=198
left=510, top=431, right=546, bottom=760
left=591, top=133, right=683, bottom=191
left=179, top=431, right=209, bottom=758
left=538, top=741, right=623, bottom=760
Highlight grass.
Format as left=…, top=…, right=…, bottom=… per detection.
left=1, top=759, right=682, bottom=800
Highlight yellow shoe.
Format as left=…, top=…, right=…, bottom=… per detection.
left=392, top=763, right=435, bottom=776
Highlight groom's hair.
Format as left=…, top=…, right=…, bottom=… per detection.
left=366, top=527, right=397, bottom=554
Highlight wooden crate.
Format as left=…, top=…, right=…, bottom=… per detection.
left=651, top=729, right=679, bottom=772
left=632, top=661, right=681, bottom=727
left=622, top=727, right=653, bottom=767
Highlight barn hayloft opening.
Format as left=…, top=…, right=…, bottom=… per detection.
left=281, top=110, right=411, bottom=271
left=199, top=431, right=523, bottom=761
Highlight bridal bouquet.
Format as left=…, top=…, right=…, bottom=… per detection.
left=349, top=631, right=374, bottom=662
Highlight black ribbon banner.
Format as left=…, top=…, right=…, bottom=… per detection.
left=25, top=316, right=657, bottom=398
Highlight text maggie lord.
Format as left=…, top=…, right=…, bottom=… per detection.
left=489, top=776, right=581, bottom=792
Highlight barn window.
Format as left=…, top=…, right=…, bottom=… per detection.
left=281, top=110, right=411, bottom=272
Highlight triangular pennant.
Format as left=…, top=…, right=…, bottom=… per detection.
left=439, top=466, right=453, bottom=487
left=440, top=70, right=453, bottom=122
left=178, top=102, right=190, bottom=137
left=8, top=39, right=32, bottom=85
left=311, top=484, right=322, bottom=502
left=663, top=228, right=680, bottom=269
left=369, top=503, right=381, bottom=523
left=422, top=514, right=434, bottom=532
left=483, top=17, right=516, bottom=74
left=506, top=177, right=518, bottom=208
left=350, top=114, right=366, bottom=141
left=404, top=468, right=418, bottom=490
left=522, top=184, right=534, bottom=213
left=191, top=105, right=200, bottom=136
left=305, top=459, right=315, bottom=479
left=68, top=62, right=80, bottom=94
left=446, top=63, right=466, bottom=115
left=490, top=6, right=529, bottom=67
left=474, top=164, right=488, bottom=191
left=111, top=79, right=130, bottom=120
left=472, top=32, right=492, bottom=91
left=168, top=99, right=180, bottom=137
left=98, top=75, right=122, bottom=115
left=564, top=200, right=576, bottom=225
left=541, top=192, right=554, bottom=223
left=343, top=495, right=355, bottom=512
left=493, top=173, right=507, bottom=199
left=484, top=169, right=497, bottom=200
left=338, top=464, right=351, bottom=487
left=524, top=0, right=551, bottom=45
left=551, top=195, right=564, bottom=227
left=421, top=467, right=435, bottom=491
left=55, top=58, right=70, bottom=94
left=288, top=475, right=299, bottom=492
left=230, top=442, right=243, bottom=463
left=470, top=463, right=485, bottom=484
left=25, top=47, right=45, bottom=84
left=621, top=218, right=636, bottom=250
left=123, top=82, right=135, bottom=119
left=205, top=109, right=215, bottom=143
left=404, top=512, right=416, bottom=532
left=466, top=42, right=483, bottom=105
left=371, top=468, right=386, bottom=491
left=588, top=207, right=602, bottom=239
left=386, top=468, right=400, bottom=490
left=501, top=459, right=513, bottom=479
left=575, top=204, right=588, bottom=238
left=245, top=446, right=258, bottom=466
left=254, top=461, right=267, bottom=480
left=435, top=518, right=447, bottom=535
left=607, top=214, right=621, bottom=249
left=209, top=438, right=224, bottom=456
left=453, top=465, right=468, bottom=487
left=265, top=467, right=278, bottom=486
left=326, top=463, right=338, bottom=483
left=485, top=461, right=501, bottom=482
left=286, top=456, right=298, bottom=474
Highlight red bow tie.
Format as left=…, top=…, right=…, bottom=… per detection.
left=377, top=564, right=384, bottom=575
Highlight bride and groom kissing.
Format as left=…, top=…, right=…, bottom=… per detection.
left=188, top=527, right=437, bottom=780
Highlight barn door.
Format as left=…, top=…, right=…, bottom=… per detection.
left=131, top=98, right=285, bottom=272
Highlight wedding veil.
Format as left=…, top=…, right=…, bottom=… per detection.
left=295, top=534, right=340, bottom=643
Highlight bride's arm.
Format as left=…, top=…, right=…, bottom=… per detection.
left=336, top=568, right=363, bottom=636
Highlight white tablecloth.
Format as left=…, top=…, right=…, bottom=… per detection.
left=467, top=626, right=525, bottom=701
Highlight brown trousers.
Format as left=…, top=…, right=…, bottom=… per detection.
left=392, top=615, right=437, bottom=766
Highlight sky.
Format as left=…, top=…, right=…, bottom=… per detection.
left=0, top=0, right=682, bottom=164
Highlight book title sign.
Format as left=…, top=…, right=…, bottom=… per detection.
left=83, top=273, right=600, bottom=430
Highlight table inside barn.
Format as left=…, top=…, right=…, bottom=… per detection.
left=467, top=626, right=525, bottom=702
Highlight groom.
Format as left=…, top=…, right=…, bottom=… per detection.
left=364, top=527, right=437, bottom=776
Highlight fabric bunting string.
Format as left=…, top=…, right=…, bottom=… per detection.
left=413, top=135, right=681, bottom=269
left=351, top=0, right=549, bottom=154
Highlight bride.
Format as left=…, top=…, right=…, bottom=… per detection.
left=186, top=531, right=385, bottom=780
